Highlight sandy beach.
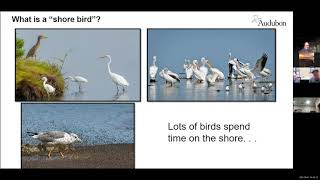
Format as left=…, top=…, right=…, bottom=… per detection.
left=22, top=144, right=134, bottom=169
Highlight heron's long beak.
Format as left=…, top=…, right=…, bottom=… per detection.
left=78, top=138, right=82, bottom=142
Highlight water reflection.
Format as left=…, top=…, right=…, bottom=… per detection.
left=148, top=79, right=275, bottom=101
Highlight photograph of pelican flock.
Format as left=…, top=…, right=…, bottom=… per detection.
left=15, top=29, right=140, bottom=102
left=21, top=103, right=134, bottom=168
left=147, top=29, right=276, bottom=102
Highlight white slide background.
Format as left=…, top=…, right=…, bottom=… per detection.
left=1, top=11, right=293, bottom=168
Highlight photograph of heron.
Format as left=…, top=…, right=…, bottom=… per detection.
left=15, top=29, right=140, bottom=102
left=21, top=103, right=134, bottom=168
left=147, top=29, right=276, bottom=102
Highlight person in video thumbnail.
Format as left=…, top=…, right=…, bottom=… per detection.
left=299, top=42, right=314, bottom=67
left=309, top=69, right=320, bottom=83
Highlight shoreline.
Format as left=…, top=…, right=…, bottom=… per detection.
left=22, top=144, right=134, bottom=169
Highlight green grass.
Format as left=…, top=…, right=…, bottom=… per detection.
left=16, top=58, right=65, bottom=101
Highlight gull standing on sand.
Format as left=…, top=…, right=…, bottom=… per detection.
left=27, top=131, right=82, bottom=158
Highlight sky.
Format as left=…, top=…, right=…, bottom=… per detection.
left=17, top=29, right=140, bottom=101
left=148, top=29, right=276, bottom=81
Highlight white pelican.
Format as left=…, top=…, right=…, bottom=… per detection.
left=41, top=77, right=55, bottom=97
left=251, top=53, right=271, bottom=81
left=66, top=76, right=88, bottom=92
left=149, top=56, right=158, bottom=82
left=161, top=68, right=180, bottom=86
left=228, top=57, right=246, bottom=79
left=183, top=59, right=193, bottom=79
left=200, top=57, right=208, bottom=76
left=206, top=60, right=225, bottom=80
left=192, top=60, right=205, bottom=83
left=99, top=54, right=129, bottom=93
left=206, top=73, right=219, bottom=86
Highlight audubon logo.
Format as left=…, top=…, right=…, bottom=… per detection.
left=252, top=15, right=286, bottom=26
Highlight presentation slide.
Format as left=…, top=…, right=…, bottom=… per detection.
left=0, top=10, right=315, bottom=178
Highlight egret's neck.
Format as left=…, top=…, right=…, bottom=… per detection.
left=43, top=79, right=47, bottom=86
left=107, top=58, right=112, bottom=75
left=153, top=59, right=156, bottom=66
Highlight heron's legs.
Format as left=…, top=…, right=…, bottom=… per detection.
left=78, top=83, right=82, bottom=92
left=116, top=85, right=119, bottom=94
left=122, top=86, right=125, bottom=93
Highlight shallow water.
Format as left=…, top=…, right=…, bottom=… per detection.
left=148, top=79, right=275, bottom=101
left=17, top=30, right=140, bottom=101
left=22, top=104, right=134, bottom=145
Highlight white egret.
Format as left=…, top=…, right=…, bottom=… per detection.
left=99, top=54, right=129, bottom=93
left=149, top=56, right=158, bottom=82
left=261, top=86, right=266, bottom=92
left=66, top=76, right=88, bottom=92
left=183, top=59, right=193, bottom=79
left=225, top=85, right=230, bottom=91
left=192, top=60, right=206, bottom=83
left=161, top=68, right=180, bottom=86
left=200, top=57, right=208, bottom=76
left=41, top=77, right=55, bottom=97
left=268, top=82, right=273, bottom=88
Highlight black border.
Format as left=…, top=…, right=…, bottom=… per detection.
left=146, top=28, right=277, bottom=102
left=20, top=102, right=135, bottom=169
left=15, top=28, right=141, bottom=102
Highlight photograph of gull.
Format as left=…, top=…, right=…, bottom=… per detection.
left=148, top=29, right=276, bottom=102
left=22, top=103, right=134, bottom=169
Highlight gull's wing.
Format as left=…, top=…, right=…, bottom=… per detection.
left=38, top=131, right=66, bottom=142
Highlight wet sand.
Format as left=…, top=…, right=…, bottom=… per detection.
left=22, top=144, right=134, bottom=169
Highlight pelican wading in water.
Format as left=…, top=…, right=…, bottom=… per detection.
left=183, top=59, right=193, bottom=79
left=66, top=76, right=88, bottom=92
left=26, top=34, right=48, bottom=60
left=192, top=60, right=206, bottom=83
left=200, top=57, right=208, bottom=76
left=159, top=68, right=180, bottom=86
left=99, top=54, right=129, bottom=94
left=149, top=56, right=158, bottom=82
left=27, top=131, right=82, bottom=158
left=206, top=60, right=225, bottom=80
left=41, top=77, right=55, bottom=97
